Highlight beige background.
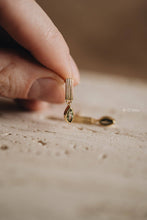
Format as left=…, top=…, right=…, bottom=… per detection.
left=37, top=0, right=147, bottom=78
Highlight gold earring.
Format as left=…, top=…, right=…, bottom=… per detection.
left=73, top=114, right=115, bottom=126
left=64, top=78, right=115, bottom=126
left=64, top=78, right=74, bottom=123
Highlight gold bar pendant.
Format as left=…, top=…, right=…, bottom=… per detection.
left=64, top=78, right=74, bottom=123
left=65, top=78, right=73, bottom=103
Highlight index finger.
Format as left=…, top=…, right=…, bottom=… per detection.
left=0, top=0, right=79, bottom=84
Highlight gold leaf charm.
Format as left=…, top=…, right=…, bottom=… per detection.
left=64, top=105, right=74, bottom=123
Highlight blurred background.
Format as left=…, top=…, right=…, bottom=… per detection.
left=37, top=0, right=147, bottom=78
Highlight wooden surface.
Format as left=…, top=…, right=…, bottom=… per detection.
left=0, top=71, right=147, bottom=220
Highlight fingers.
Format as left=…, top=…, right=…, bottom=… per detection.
left=0, top=0, right=80, bottom=84
left=0, top=49, right=65, bottom=103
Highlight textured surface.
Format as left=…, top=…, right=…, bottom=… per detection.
left=0, top=72, right=147, bottom=220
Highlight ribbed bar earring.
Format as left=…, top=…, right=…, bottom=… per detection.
left=64, top=78, right=74, bottom=123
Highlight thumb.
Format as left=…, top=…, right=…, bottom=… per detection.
left=0, top=0, right=80, bottom=83
left=0, top=49, right=65, bottom=103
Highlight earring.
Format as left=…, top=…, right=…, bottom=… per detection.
left=64, top=78, right=74, bottom=123
left=64, top=78, right=115, bottom=126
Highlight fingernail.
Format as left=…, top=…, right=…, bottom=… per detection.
left=28, top=78, right=65, bottom=103
left=70, top=56, right=80, bottom=85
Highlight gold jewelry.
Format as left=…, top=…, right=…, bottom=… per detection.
left=64, top=78, right=115, bottom=126
left=64, top=78, right=74, bottom=123
left=73, top=114, right=115, bottom=126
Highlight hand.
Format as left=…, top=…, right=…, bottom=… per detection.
left=0, top=0, right=80, bottom=110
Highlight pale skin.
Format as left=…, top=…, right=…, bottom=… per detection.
left=0, top=0, right=80, bottom=110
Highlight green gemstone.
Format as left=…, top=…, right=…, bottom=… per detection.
left=66, top=107, right=74, bottom=123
